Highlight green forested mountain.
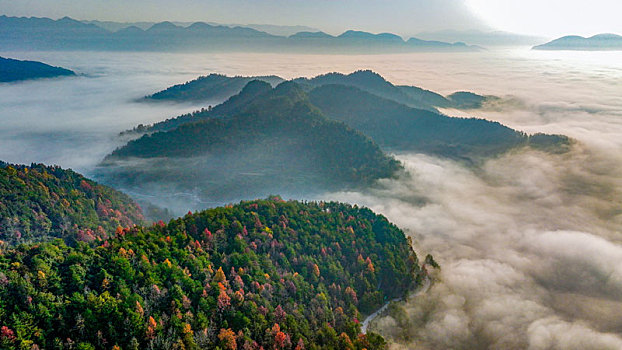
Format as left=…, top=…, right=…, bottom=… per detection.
left=145, top=74, right=284, bottom=103
left=130, top=75, right=570, bottom=162
left=308, top=84, right=569, bottom=159
left=294, top=70, right=449, bottom=112
left=134, top=80, right=276, bottom=134
left=0, top=56, right=75, bottom=82
left=100, top=82, right=401, bottom=206
left=141, top=71, right=491, bottom=113
left=0, top=162, right=144, bottom=246
left=0, top=198, right=422, bottom=349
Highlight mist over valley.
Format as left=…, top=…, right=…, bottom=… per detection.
left=1, top=44, right=621, bottom=348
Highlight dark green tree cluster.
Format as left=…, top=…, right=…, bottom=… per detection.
left=100, top=82, right=402, bottom=204
left=146, top=74, right=283, bottom=103
left=308, top=84, right=530, bottom=159
left=0, top=162, right=144, bottom=246
left=0, top=56, right=75, bottom=82
left=0, top=197, right=421, bottom=349
left=134, top=70, right=571, bottom=161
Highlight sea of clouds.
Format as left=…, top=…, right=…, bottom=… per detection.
left=1, top=48, right=621, bottom=348
left=321, top=49, right=622, bottom=349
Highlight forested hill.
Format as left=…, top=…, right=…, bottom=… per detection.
left=0, top=162, right=144, bottom=246
left=308, top=84, right=570, bottom=158
left=145, top=73, right=284, bottom=103
left=141, top=70, right=489, bottom=113
left=0, top=197, right=423, bottom=349
left=130, top=73, right=570, bottom=162
left=0, top=56, right=75, bottom=82
left=533, top=34, right=622, bottom=51
left=100, top=82, right=401, bottom=206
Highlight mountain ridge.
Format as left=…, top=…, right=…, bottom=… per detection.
left=0, top=56, right=75, bottom=82
left=99, top=81, right=402, bottom=208
left=534, top=33, right=622, bottom=50
left=0, top=196, right=424, bottom=349
left=0, top=15, right=480, bottom=52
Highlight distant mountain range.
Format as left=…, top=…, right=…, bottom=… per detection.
left=416, top=29, right=546, bottom=46
left=83, top=19, right=319, bottom=36
left=0, top=56, right=75, bottom=82
left=533, top=34, right=622, bottom=51
left=0, top=15, right=479, bottom=52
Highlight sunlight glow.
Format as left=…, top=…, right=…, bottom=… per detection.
left=465, top=0, right=622, bottom=38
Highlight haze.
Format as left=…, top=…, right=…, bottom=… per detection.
left=2, top=0, right=621, bottom=38
left=3, top=47, right=621, bottom=349
left=2, top=0, right=622, bottom=347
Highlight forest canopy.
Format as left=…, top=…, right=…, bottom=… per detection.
left=0, top=197, right=423, bottom=349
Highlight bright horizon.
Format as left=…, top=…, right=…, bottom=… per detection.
left=1, top=0, right=621, bottom=39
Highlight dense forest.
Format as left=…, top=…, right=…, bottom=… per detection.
left=142, top=70, right=485, bottom=113
left=0, top=162, right=144, bottom=246
left=126, top=72, right=570, bottom=162
left=105, top=73, right=572, bottom=211
left=0, top=197, right=423, bottom=349
left=146, top=74, right=284, bottom=103
left=0, top=56, right=75, bottom=83
left=100, top=82, right=402, bottom=206
left=308, top=84, right=570, bottom=159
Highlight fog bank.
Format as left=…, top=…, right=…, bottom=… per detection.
left=1, top=48, right=621, bottom=347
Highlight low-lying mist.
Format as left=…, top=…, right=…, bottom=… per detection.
left=0, top=51, right=223, bottom=174
left=322, top=145, right=622, bottom=349
left=316, top=51, right=622, bottom=347
left=2, top=48, right=622, bottom=348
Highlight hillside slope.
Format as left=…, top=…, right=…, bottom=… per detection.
left=0, top=198, right=422, bottom=349
left=0, top=56, right=75, bottom=82
left=146, top=73, right=284, bottom=103
left=100, top=82, right=402, bottom=206
left=308, top=84, right=569, bottom=159
left=0, top=162, right=144, bottom=246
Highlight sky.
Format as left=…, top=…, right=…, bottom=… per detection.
left=1, top=0, right=621, bottom=38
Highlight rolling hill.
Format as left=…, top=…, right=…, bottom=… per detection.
left=533, top=34, right=622, bottom=50
left=0, top=162, right=144, bottom=246
left=0, top=56, right=75, bottom=82
left=0, top=196, right=424, bottom=349
left=143, top=70, right=492, bottom=113
left=99, top=82, right=402, bottom=208
left=0, top=15, right=479, bottom=53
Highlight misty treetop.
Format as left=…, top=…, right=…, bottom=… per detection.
left=0, top=162, right=144, bottom=246
left=308, top=84, right=570, bottom=159
left=142, top=70, right=486, bottom=113
left=0, top=197, right=422, bottom=349
left=100, top=81, right=402, bottom=205
left=132, top=70, right=571, bottom=162
left=146, top=74, right=284, bottom=103
left=0, top=56, right=75, bottom=83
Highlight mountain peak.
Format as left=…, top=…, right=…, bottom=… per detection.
left=289, top=31, right=333, bottom=39
left=147, top=21, right=180, bottom=31
left=272, top=80, right=305, bottom=99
